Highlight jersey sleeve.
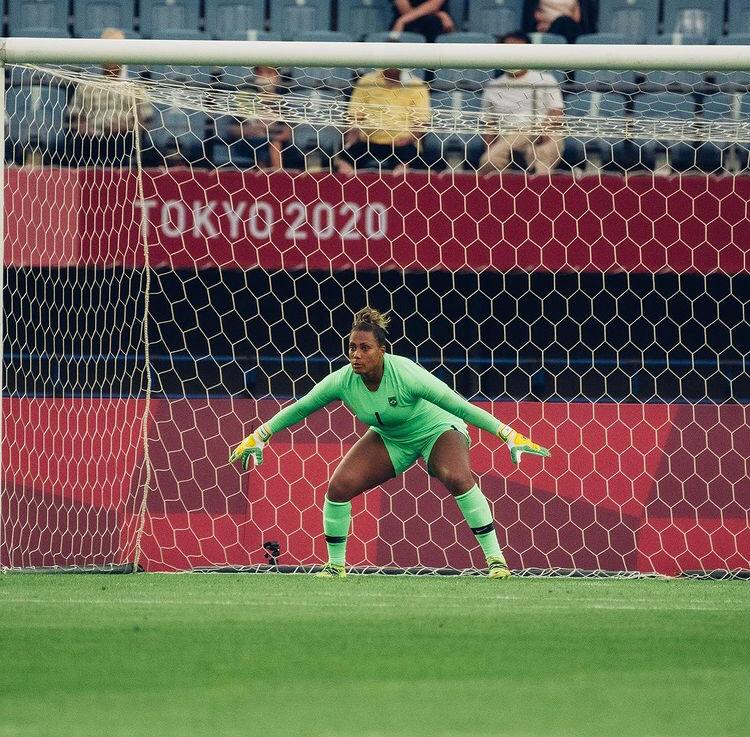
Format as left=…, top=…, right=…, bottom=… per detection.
left=265, top=369, right=344, bottom=435
left=401, top=358, right=504, bottom=436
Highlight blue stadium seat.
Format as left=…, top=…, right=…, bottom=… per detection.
left=565, top=91, right=631, bottom=169
left=422, top=89, right=484, bottom=170
left=728, top=1, right=750, bottom=34
left=432, top=32, right=496, bottom=92
left=204, top=0, right=264, bottom=40
left=149, top=31, right=215, bottom=85
left=72, top=0, right=135, bottom=36
left=466, top=0, right=523, bottom=36
left=337, top=0, right=391, bottom=41
left=698, top=92, right=740, bottom=170
left=661, top=1, right=724, bottom=42
left=363, top=32, right=427, bottom=79
left=596, top=0, right=659, bottom=43
left=139, top=0, right=200, bottom=38
left=714, top=35, right=750, bottom=88
left=290, top=88, right=344, bottom=160
left=528, top=32, right=566, bottom=44
left=5, top=80, right=67, bottom=163
left=269, top=0, right=332, bottom=38
left=7, top=0, right=69, bottom=36
left=291, top=32, right=354, bottom=90
left=644, top=34, right=706, bottom=89
left=574, top=34, right=636, bottom=87
left=633, top=91, right=696, bottom=170
left=364, top=30, right=426, bottom=43
left=147, top=102, right=209, bottom=163
left=219, top=33, right=283, bottom=85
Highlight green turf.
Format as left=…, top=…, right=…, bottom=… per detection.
left=1, top=573, right=748, bottom=737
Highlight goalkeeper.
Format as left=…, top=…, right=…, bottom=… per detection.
left=230, top=307, right=551, bottom=578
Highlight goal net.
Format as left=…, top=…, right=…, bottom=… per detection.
left=1, top=40, right=748, bottom=576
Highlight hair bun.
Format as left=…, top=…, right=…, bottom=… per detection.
left=353, top=307, right=390, bottom=332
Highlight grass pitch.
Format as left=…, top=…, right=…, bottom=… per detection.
left=1, top=573, right=748, bottom=737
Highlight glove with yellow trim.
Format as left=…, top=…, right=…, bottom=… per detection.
left=229, top=424, right=273, bottom=470
left=497, top=425, right=551, bottom=465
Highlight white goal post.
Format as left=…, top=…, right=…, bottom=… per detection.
left=0, top=37, right=748, bottom=577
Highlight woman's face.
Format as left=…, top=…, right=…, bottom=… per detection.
left=348, top=329, right=385, bottom=376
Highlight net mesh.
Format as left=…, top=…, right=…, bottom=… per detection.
left=1, top=58, right=749, bottom=575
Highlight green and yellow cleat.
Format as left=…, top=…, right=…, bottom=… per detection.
left=315, top=562, right=347, bottom=578
left=486, top=556, right=512, bottom=579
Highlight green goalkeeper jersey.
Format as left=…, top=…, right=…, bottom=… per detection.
left=265, top=353, right=503, bottom=444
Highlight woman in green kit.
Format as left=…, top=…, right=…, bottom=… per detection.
left=230, top=307, right=551, bottom=578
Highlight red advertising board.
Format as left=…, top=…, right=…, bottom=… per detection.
left=2, top=397, right=748, bottom=574
left=6, top=167, right=750, bottom=273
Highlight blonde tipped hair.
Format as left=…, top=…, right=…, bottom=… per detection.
left=351, top=307, right=390, bottom=346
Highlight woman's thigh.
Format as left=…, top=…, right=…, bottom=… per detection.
left=426, top=430, right=476, bottom=496
left=327, top=429, right=396, bottom=502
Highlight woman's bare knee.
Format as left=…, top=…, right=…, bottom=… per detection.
left=327, top=474, right=362, bottom=503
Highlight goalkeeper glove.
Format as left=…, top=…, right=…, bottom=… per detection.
left=229, top=424, right=272, bottom=470
left=497, top=425, right=551, bottom=465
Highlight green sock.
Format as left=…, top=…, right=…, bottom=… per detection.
left=323, top=496, right=351, bottom=565
left=454, top=484, right=505, bottom=563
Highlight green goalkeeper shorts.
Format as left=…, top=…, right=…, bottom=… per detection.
left=378, top=422, right=471, bottom=476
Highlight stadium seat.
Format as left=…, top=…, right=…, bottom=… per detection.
left=290, top=88, right=344, bottom=163
left=5, top=80, right=67, bottom=164
left=364, top=30, right=426, bottom=43
left=633, top=91, right=696, bottom=170
left=149, top=31, right=215, bottom=86
left=337, top=0, right=392, bottom=41
left=728, top=1, right=750, bottom=33
left=72, top=0, right=135, bottom=37
left=138, top=0, right=201, bottom=38
left=7, top=0, right=69, bottom=36
left=268, top=0, right=332, bottom=38
left=219, top=33, right=283, bottom=86
left=698, top=91, right=740, bottom=170
left=714, top=35, right=750, bottom=88
left=147, top=102, right=209, bottom=163
left=565, top=91, right=632, bottom=170
left=643, top=34, right=706, bottom=89
left=432, top=32, right=496, bottom=91
left=290, top=31, right=354, bottom=90
left=204, top=0, right=264, bottom=40
left=596, top=0, right=659, bottom=43
left=363, top=32, right=427, bottom=79
left=528, top=32, right=566, bottom=44
left=422, top=89, right=484, bottom=170
left=661, top=1, right=724, bottom=42
left=574, top=34, right=636, bottom=88
left=466, top=0, right=523, bottom=36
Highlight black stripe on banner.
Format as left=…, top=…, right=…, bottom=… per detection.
left=325, top=535, right=347, bottom=544
left=471, top=523, right=495, bottom=536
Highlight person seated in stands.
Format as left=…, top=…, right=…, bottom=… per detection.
left=522, top=0, right=596, bottom=43
left=336, top=66, right=430, bottom=175
left=478, top=32, right=564, bottom=175
left=218, top=68, right=304, bottom=171
left=391, top=0, right=455, bottom=42
left=66, top=27, right=150, bottom=167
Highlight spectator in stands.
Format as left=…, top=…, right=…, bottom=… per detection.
left=391, top=0, right=455, bottom=43
left=66, top=27, right=149, bottom=167
left=337, top=66, right=430, bottom=175
left=478, top=32, right=564, bottom=175
left=218, top=67, right=304, bottom=171
left=522, top=0, right=596, bottom=43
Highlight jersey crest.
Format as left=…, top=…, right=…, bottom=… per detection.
left=388, top=396, right=398, bottom=406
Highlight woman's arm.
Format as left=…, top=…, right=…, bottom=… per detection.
left=405, top=361, right=509, bottom=436
left=265, top=371, right=343, bottom=435
left=392, top=0, right=446, bottom=29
